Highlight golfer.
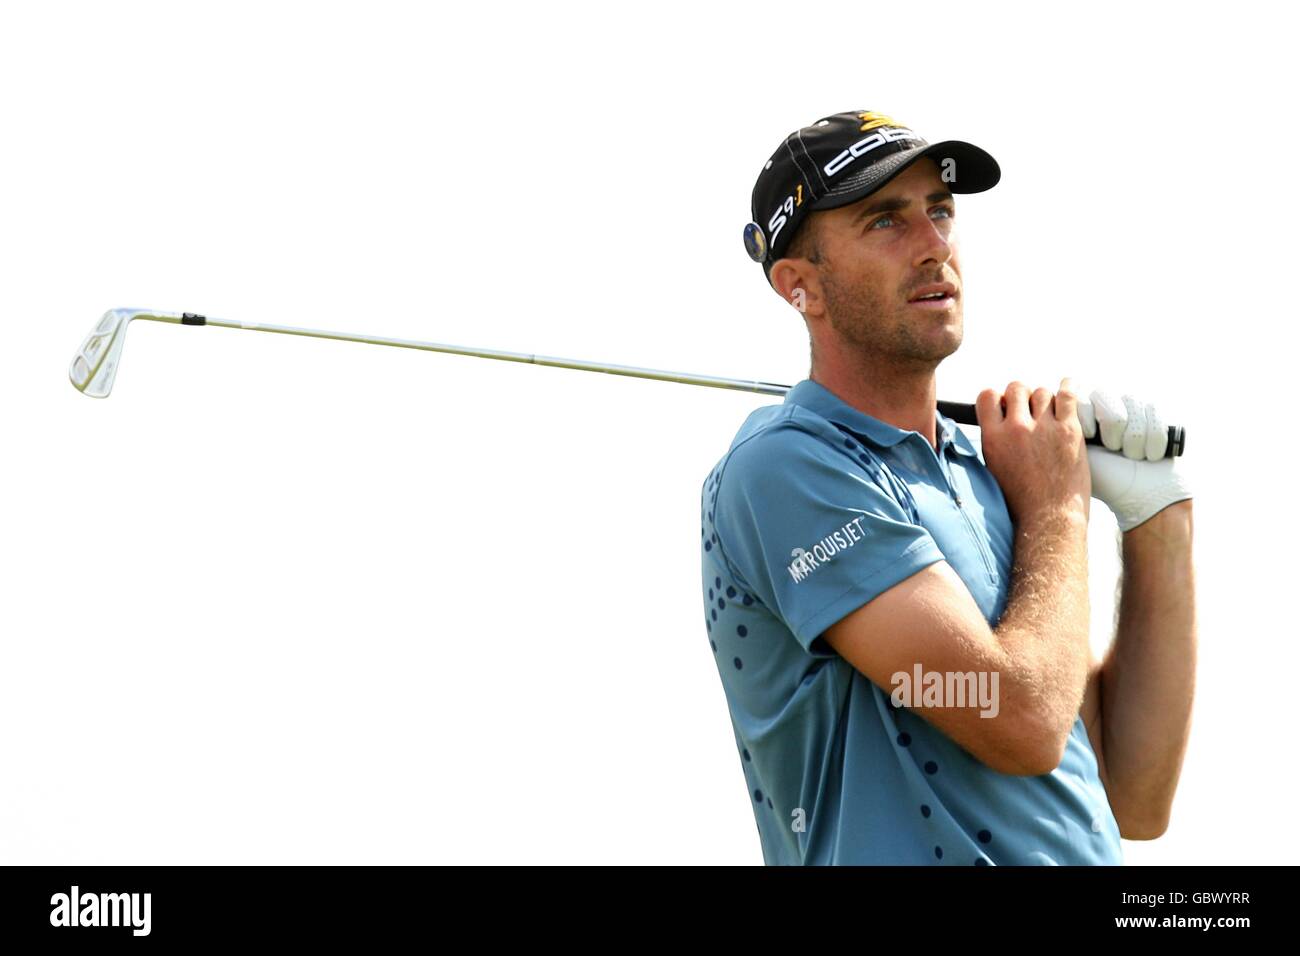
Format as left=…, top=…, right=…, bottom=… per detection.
left=701, top=110, right=1196, bottom=865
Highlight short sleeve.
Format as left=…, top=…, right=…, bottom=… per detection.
left=713, top=425, right=946, bottom=652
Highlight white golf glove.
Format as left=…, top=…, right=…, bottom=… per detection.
left=1078, top=389, right=1193, bottom=532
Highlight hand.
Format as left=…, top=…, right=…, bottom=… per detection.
left=1079, top=390, right=1193, bottom=532
left=977, top=379, right=1091, bottom=525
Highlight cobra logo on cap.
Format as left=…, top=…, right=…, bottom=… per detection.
left=824, top=120, right=921, bottom=177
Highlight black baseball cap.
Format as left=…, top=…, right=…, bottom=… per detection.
left=744, top=110, right=1001, bottom=285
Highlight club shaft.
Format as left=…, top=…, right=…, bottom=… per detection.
left=141, top=312, right=793, bottom=396
left=128, top=312, right=1185, bottom=456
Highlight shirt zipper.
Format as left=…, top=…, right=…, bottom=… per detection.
left=937, top=448, right=998, bottom=585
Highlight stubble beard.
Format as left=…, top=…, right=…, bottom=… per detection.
left=820, top=263, right=963, bottom=371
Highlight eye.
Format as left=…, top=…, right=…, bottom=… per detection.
left=867, top=206, right=954, bottom=232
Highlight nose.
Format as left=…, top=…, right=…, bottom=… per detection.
left=912, top=213, right=954, bottom=270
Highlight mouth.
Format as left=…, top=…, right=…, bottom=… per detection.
left=907, top=282, right=958, bottom=310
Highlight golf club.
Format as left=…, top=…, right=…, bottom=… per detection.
left=69, top=308, right=1186, bottom=457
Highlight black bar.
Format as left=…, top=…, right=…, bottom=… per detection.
left=938, top=400, right=1185, bottom=458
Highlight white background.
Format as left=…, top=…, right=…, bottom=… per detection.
left=2, top=0, right=1295, bottom=864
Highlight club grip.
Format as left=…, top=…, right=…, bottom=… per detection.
left=936, top=400, right=1185, bottom=458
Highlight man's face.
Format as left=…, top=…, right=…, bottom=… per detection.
left=793, top=157, right=963, bottom=368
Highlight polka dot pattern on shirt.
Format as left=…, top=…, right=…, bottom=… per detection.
left=698, top=389, right=1119, bottom=864
left=700, top=462, right=820, bottom=853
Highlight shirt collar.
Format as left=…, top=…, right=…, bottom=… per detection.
left=783, top=378, right=979, bottom=458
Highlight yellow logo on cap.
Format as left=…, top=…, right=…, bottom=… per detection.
left=858, top=111, right=905, bottom=132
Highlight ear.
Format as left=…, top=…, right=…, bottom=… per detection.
left=770, top=258, right=824, bottom=319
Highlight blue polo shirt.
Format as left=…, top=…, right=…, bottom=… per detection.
left=700, top=378, right=1122, bottom=865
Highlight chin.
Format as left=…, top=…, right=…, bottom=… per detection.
left=935, top=316, right=963, bottom=359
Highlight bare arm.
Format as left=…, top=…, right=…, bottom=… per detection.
left=990, top=505, right=1094, bottom=767
left=825, top=381, right=1095, bottom=777
left=823, top=503, right=1091, bottom=777
left=1080, top=500, right=1195, bottom=839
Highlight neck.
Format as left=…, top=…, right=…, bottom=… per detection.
left=810, top=351, right=939, bottom=451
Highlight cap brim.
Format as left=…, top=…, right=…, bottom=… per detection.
left=810, top=140, right=1001, bottom=211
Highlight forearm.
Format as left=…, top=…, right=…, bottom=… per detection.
left=1098, top=500, right=1196, bottom=836
left=993, top=507, right=1093, bottom=756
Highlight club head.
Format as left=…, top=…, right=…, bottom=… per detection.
left=68, top=309, right=148, bottom=398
